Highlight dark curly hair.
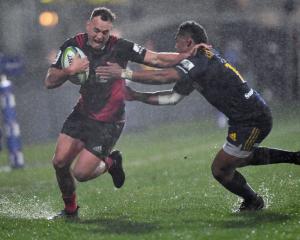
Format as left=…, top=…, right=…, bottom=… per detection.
left=177, top=21, right=208, bottom=44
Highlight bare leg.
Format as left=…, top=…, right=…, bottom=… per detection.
left=211, top=149, right=257, bottom=201
left=72, top=149, right=107, bottom=182
left=52, top=133, right=84, bottom=212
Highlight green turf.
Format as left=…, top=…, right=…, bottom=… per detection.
left=0, top=115, right=300, bottom=240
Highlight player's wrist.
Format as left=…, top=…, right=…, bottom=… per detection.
left=180, top=52, right=189, bottom=59
left=121, top=69, right=133, bottom=80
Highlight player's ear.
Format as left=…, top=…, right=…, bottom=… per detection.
left=86, top=20, right=91, bottom=30
left=187, top=39, right=193, bottom=47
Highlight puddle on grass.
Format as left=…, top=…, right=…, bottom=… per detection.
left=0, top=194, right=55, bottom=219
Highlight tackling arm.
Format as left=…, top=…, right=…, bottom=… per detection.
left=143, top=43, right=212, bottom=68
left=126, top=86, right=184, bottom=105
left=143, top=50, right=189, bottom=68
left=96, top=63, right=181, bottom=85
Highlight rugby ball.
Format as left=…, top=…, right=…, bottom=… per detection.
left=61, top=46, right=89, bottom=85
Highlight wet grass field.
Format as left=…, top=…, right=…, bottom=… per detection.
left=0, top=114, right=299, bottom=240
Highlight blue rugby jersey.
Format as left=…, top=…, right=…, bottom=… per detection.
left=173, top=49, right=271, bottom=126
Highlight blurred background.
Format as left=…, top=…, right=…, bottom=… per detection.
left=0, top=0, right=299, bottom=145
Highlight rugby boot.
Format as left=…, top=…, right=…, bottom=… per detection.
left=293, top=151, right=300, bottom=165
left=47, top=206, right=79, bottom=220
left=239, top=195, right=264, bottom=212
left=108, top=150, right=125, bottom=188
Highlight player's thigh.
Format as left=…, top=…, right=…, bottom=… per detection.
left=222, top=123, right=272, bottom=167
left=83, top=120, right=124, bottom=159
left=53, top=133, right=84, bottom=167
left=73, top=149, right=102, bottom=178
left=54, top=110, right=86, bottom=165
left=212, top=148, right=242, bottom=172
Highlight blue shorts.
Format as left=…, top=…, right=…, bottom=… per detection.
left=223, top=121, right=272, bottom=158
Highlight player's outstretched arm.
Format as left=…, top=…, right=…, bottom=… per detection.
left=125, top=86, right=184, bottom=105
left=96, top=62, right=180, bottom=85
left=143, top=43, right=211, bottom=68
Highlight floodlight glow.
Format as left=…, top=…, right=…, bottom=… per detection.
left=39, top=11, right=59, bottom=27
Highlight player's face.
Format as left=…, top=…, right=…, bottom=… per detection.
left=86, top=17, right=113, bottom=50
left=175, top=34, right=192, bottom=53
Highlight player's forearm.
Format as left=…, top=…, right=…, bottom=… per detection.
left=132, top=90, right=183, bottom=105
left=122, top=69, right=177, bottom=85
left=133, top=91, right=160, bottom=105
left=148, top=52, right=189, bottom=68
left=44, top=68, right=71, bottom=89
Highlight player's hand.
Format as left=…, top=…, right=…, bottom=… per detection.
left=95, top=62, right=123, bottom=80
left=190, top=43, right=212, bottom=56
left=67, top=54, right=89, bottom=75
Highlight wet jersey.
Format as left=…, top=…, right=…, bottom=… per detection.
left=173, top=49, right=271, bottom=126
left=51, top=33, right=146, bottom=122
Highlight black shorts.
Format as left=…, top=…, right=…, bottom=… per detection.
left=61, top=110, right=124, bottom=158
left=223, top=120, right=272, bottom=158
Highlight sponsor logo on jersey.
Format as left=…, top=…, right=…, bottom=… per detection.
left=180, top=59, right=195, bottom=71
left=133, top=43, right=144, bottom=55
left=244, top=89, right=254, bottom=99
left=229, top=132, right=237, bottom=141
left=92, top=145, right=103, bottom=153
left=53, top=50, right=62, bottom=64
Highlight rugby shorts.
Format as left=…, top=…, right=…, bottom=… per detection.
left=61, top=110, right=124, bottom=159
left=223, top=121, right=272, bottom=158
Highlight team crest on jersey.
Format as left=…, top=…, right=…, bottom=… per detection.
left=133, top=43, right=144, bottom=55
left=180, top=59, right=195, bottom=71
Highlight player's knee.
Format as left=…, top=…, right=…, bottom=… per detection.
left=52, top=156, right=69, bottom=169
left=211, top=164, right=223, bottom=182
left=211, top=162, right=232, bottom=183
left=73, top=169, right=90, bottom=182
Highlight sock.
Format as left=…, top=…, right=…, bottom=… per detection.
left=222, top=171, right=257, bottom=201
left=250, top=147, right=299, bottom=165
left=105, top=156, right=114, bottom=170
left=63, top=192, right=77, bottom=213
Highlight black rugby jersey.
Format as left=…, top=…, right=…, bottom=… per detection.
left=51, top=33, right=147, bottom=122
left=173, top=49, right=271, bottom=125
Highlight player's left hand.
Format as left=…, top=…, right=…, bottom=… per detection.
left=190, top=43, right=212, bottom=56
left=95, top=62, right=122, bottom=80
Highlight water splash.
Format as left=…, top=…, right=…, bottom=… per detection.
left=257, top=182, right=274, bottom=209
left=230, top=182, right=274, bottom=212
left=0, top=193, right=55, bottom=219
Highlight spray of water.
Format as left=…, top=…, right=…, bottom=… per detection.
left=0, top=193, right=56, bottom=219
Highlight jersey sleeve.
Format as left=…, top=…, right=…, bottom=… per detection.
left=113, top=39, right=147, bottom=64
left=50, top=37, right=76, bottom=69
left=173, top=53, right=208, bottom=95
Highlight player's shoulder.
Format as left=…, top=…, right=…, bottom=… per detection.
left=108, top=36, right=140, bottom=52
left=196, top=48, right=216, bottom=60
left=110, top=36, right=134, bottom=47
left=61, top=33, right=88, bottom=49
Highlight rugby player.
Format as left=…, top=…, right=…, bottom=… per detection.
left=44, top=8, right=204, bottom=219
left=97, top=20, right=300, bottom=211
